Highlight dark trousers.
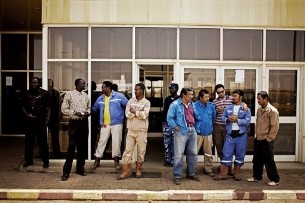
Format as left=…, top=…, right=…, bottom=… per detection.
left=252, top=138, right=280, bottom=182
left=25, top=120, right=49, bottom=164
left=213, top=123, right=226, bottom=161
left=49, top=123, right=61, bottom=157
left=163, top=124, right=174, bottom=164
left=63, top=119, right=88, bottom=175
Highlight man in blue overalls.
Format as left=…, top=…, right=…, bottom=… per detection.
left=162, top=83, right=179, bottom=167
left=213, top=89, right=251, bottom=181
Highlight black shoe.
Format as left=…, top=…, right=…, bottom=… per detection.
left=173, top=178, right=181, bottom=185
left=23, top=162, right=33, bottom=167
left=61, top=174, right=69, bottom=181
left=43, top=163, right=49, bottom=168
left=186, top=175, right=200, bottom=181
left=164, top=162, right=173, bottom=167
left=76, top=171, right=87, bottom=176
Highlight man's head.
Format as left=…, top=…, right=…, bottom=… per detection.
left=257, top=91, right=269, bottom=108
left=48, top=79, right=54, bottom=91
left=75, top=78, right=86, bottom=92
left=102, top=81, right=112, bottom=96
left=232, top=89, right=244, bottom=105
left=198, top=89, right=210, bottom=105
left=134, top=83, right=145, bottom=98
left=91, top=81, right=97, bottom=91
left=180, top=87, right=193, bottom=103
left=30, top=77, right=40, bottom=91
left=169, top=83, right=179, bottom=96
left=215, top=84, right=225, bottom=99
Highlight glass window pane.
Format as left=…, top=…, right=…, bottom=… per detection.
left=269, top=70, right=297, bottom=116
left=224, top=69, right=256, bottom=116
left=48, top=28, right=88, bottom=59
left=91, top=62, right=132, bottom=98
left=135, top=27, right=177, bottom=59
left=180, top=28, right=220, bottom=60
left=91, top=27, right=132, bottom=59
left=29, top=34, right=42, bottom=70
left=184, top=68, right=216, bottom=101
left=1, top=34, right=27, bottom=70
left=223, top=29, right=262, bottom=61
left=266, top=30, right=305, bottom=61
left=274, top=124, right=296, bottom=155
left=1, top=72, right=27, bottom=134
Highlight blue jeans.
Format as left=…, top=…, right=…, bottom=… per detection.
left=173, top=126, right=198, bottom=178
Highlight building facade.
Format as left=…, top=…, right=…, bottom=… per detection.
left=1, top=0, right=305, bottom=163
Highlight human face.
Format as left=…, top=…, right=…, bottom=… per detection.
left=232, top=93, right=242, bottom=105
left=77, top=80, right=86, bottom=91
left=102, top=84, right=111, bottom=96
left=30, top=78, right=40, bottom=90
left=169, top=87, right=177, bottom=95
left=183, top=91, right=193, bottom=103
left=134, top=85, right=143, bottom=97
left=216, top=87, right=225, bottom=98
left=257, top=94, right=267, bottom=108
left=200, top=93, right=210, bottom=104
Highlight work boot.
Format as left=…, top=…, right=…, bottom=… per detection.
left=233, top=165, right=242, bottom=181
left=91, top=157, right=100, bottom=170
left=135, top=161, right=143, bottom=178
left=117, top=163, right=131, bottom=180
left=213, top=164, right=228, bottom=181
left=114, top=157, right=122, bottom=171
left=227, top=165, right=234, bottom=176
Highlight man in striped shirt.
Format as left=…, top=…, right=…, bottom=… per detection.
left=213, top=84, right=233, bottom=174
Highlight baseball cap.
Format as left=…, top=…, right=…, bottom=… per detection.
left=169, top=83, right=179, bottom=89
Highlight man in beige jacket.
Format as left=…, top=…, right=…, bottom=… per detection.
left=247, top=91, right=280, bottom=186
left=117, top=83, right=151, bottom=180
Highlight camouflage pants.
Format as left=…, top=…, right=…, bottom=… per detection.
left=163, top=124, right=174, bottom=164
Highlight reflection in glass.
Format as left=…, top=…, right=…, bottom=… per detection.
left=48, top=27, right=88, bottom=59
left=135, top=27, right=177, bottom=59
left=180, top=28, right=220, bottom=60
left=223, top=29, right=263, bottom=61
left=29, top=34, right=42, bottom=70
left=269, top=70, right=297, bottom=116
left=48, top=62, right=88, bottom=154
left=274, top=123, right=296, bottom=155
left=224, top=69, right=256, bottom=116
left=91, top=62, right=132, bottom=98
left=267, top=30, right=305, bottom=61
left=1, top=34, right=27, bottom=70
left=91, top=27, right=132, bottom=59
left=184, top=68, right=216, bottom=101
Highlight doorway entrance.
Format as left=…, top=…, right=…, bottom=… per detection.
left=138, top=65, right=174, bottom=164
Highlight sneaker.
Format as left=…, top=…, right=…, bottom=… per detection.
left=247, top=177, right=262, bottom=182
left=268, top=181, right=279, bottom=186
left=203, top=171, right=215, bottom=177
left=186, top=175, right=200, bottom=181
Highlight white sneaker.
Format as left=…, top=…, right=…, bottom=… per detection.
left=268, top=181, right=279, bottom=186
left=247, top=177, right=262, bottom=182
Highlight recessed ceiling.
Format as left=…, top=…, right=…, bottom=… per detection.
left=0, top=0, right=42, bottom=31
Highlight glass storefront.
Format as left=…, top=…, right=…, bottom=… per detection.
left=1, top=26, right=304, bottom=162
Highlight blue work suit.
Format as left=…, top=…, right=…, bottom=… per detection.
left=221, top=103, right=251, bottom=167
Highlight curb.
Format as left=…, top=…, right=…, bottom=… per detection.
left=0, top=189, right=305, bottom=201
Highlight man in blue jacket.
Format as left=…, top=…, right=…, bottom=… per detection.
left=167, top=87, right=201, bottom=185
left=195, top=89, right=216, bottom=177
left=214, top=89, right=251, bottom=181
left=91, top=81, right=128, bottom=171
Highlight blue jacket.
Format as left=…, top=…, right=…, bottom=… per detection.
left=221, top=103, right=251, bottom=135
left=93, top=91, right=128, bottom=126
left=167, top=98, right=201, bottom=135
left=194, top=101, right=216, bottom=136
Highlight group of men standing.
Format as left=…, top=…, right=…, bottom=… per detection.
left=21, top=77, right=280, bottom=186
left=163, top=83, right=280, bottom=186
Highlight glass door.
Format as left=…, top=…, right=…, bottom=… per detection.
left=267, top=68, right=299, bottom=161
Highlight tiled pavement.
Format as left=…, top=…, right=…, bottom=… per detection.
left=0, top=136, right=305, bottom=201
